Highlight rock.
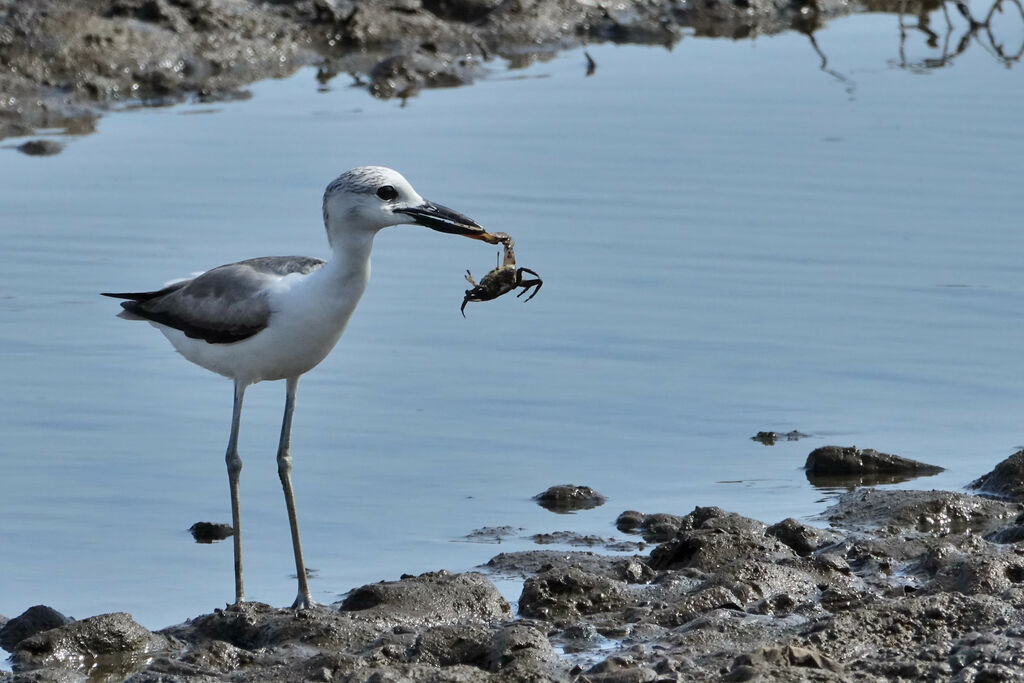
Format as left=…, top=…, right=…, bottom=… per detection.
left=168, top=601, right=380, bottom=651
left=648, top=507, right=796, bottom=571
left=519, top=566, right=636, bottom=620
left=14, top=470, right=1024, bottom=681
left=970, top=450, right=1024, bottom=501
left=188, top=521, right=233, bottom=543
left=916, top=541, right=1024, bottom=595
left=11, top=612, right=172, bottom=677
left=615, top=510, right=646, bottom=532
left=582, top=654, right=660, bottom=682
left=985, top=522, right=1024, bottom=544
left=805, top=445, right=944, bottom=476
left=16, top=139, right=64, bottom=156
left=533, top=484, right=606, bottom=513
left=486, top=622, right=564, bottom=676
left=530, top=531, right=643, bottom=551
left=484, top=549, right=629, bottom=579
left=615, top=511, right=685, bottom=542
left=766, top=518, right=842, bottom=556
left=825, top=489, right=1018, bottom=534
left=726, top=645, right=843, bottom=680
left=338, top=570, right=511, bottom=623
left=806, top=592, right=1019, bottom=679
left=751, top=430, right=808, bottom=445
left=464, top=525, right=522, bottom=543
left=0, top=605, right=73, bottom=651
left=948, top=630, right=1024, bottom=680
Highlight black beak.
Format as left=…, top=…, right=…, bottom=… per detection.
left=396, top=201, right=501, bottom=243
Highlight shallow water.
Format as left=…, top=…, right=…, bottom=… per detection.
left=1, top=4, right=1022, bottom=631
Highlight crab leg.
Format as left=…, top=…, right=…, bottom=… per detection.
left=515, top=268, right=543, bottom=302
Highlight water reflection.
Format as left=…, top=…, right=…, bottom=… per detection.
left=805, top=470, right=943, bottom=491
left=895, top=0, right=1024, bottom=69
left=7, top=0, right=1019, bottom=152
left=795, top=0, right=1023, bottom=100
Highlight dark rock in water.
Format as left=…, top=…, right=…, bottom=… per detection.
left=338, top=570, right=511, bottom=623
left=615, top=509, right=646, bottom=532
left=766, top=518, right=842, bottom=556
left=0, top=605, right=72, bottom=651
left=534, top=484, right=606, bottom=513
left=189, top=521, right=233, bottom=543
left=11, top=612, right=171, bottom=677
left=464, top=525, right=522, bottom=543
left=530, top=530, right=644, bottom=551
left=970, top=449, right=1024, bottom=501
left=16, top=139, right=64, bottom=156
left=752, top=430, right=808, bottom=445
left=615, top=510, right=685, bottom=542
left=805, top=445, right=944, bottom=476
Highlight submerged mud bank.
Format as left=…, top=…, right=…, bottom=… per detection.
left=1, top=0, right=937, bottom=143
left=6, top=449, right=1024, bottom=681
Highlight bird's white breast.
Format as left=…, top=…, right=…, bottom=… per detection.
left=156, top=265, right=368, bottom=385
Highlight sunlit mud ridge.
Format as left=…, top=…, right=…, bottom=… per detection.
left=1, top=0, right=1019, bottom=143
left=4, top=449, right=1024, bottom=681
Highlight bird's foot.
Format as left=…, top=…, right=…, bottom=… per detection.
left=291, top=593, right=317, bottom=610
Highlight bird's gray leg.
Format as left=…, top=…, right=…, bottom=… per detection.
left=227, top=380, right=246, bottom=605
left=278, top=376, right=316, bottom=609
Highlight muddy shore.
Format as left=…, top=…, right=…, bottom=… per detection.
left=4, top=448, right=1024, bottom=681
left=1, top=0, right=943, bottom=144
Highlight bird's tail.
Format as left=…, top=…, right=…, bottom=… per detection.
left=101, top=290, right=163, bottom=301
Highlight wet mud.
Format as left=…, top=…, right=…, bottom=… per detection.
left=6, top=448, right=1024, bottom=681
left=1, top=0, right=936, bottom=145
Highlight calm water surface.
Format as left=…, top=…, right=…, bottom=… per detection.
left=1, top=6, right=1022, bottom=631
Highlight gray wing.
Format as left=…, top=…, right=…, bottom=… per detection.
left=103, top=256, right=325, bottom=344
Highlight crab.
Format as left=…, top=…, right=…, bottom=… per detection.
left=461, top=233, right=543, bottom=317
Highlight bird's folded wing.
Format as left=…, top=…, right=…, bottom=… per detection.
left=121, top=256, right=326, bottom=344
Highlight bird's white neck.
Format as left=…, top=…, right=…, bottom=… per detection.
left=323, top=230, right=375, bottom=290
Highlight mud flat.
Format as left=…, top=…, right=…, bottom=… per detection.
left=1, top=0, right=931, bottom=144
left=4, top=448, right=1024, bottom=681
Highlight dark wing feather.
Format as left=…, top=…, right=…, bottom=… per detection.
left=101, top=281, right=188, bottom=302
left=103, top=256, right=325, bottom=344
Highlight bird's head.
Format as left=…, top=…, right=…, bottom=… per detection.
left=322, top=166, right=501, bottom=246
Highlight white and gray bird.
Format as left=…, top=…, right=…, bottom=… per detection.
left=103, top=166, right=499, bottom=608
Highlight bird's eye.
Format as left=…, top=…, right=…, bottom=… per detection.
left=376, top=185, right=398, bottom=201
